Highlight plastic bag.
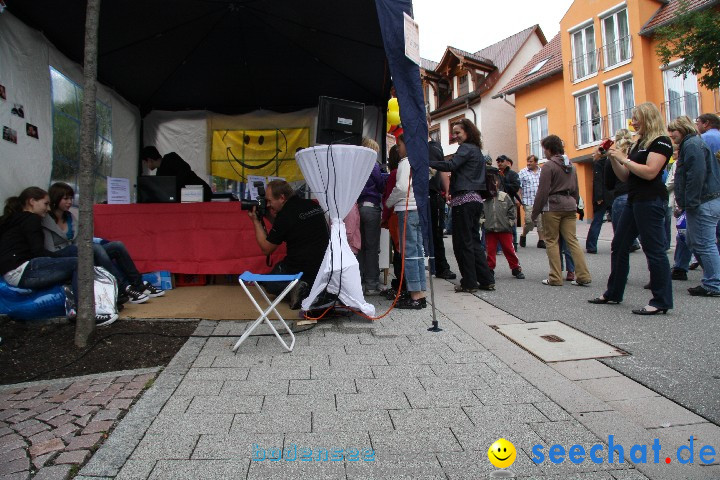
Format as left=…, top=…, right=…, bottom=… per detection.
left=93, top=266, right=118, bottom=316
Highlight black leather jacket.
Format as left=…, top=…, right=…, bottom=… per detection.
left=429, top=142, right=486, bottom=195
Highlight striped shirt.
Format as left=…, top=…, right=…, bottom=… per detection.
left=518, top=167, right=541, bottom=206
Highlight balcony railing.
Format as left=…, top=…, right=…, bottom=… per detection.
left=605, top=107, right=634, bottom=137
left=661, top=92, right=700, bottom=123
left=573, top=116, right=606, bottom=148
left=569, top=49, right=600, bottom=81
left=602, top=35, right=632, bottom=69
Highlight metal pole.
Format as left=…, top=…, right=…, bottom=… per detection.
left=427, top=257, right=442, bottom=332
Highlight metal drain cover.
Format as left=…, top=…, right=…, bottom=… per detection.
left=494, top=321, right=627, bottom=362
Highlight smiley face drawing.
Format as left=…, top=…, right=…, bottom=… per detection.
left=488, top=438, right=517, bottom=469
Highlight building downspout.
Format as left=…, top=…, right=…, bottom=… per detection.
left=500, top=93, right=515, bottom=108
left=467, top=97, right=478, bottom=124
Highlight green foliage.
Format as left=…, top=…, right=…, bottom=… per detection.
left=655, top=3, right=720, bottom=91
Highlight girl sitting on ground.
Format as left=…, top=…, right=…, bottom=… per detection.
left=41, top=182, right=164, bottom=304
left=0, top=186, right=116, bottom=326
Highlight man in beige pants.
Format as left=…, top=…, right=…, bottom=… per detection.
left=531, top=135, right=591, bottom=286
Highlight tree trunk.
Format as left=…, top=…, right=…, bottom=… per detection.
left=75, top=0, right=101, bottom=348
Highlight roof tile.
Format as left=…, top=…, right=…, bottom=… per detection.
left=641, top=0, right=717, bottom=34
left=496, top=33, right=562, bottom=96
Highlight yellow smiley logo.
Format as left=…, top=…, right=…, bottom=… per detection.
left=488, top=438, right=517, bottom=469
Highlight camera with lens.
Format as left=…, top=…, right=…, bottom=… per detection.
left=240, top=181, right=267, bottom=219
left=598, top=138, right=614, bottom=154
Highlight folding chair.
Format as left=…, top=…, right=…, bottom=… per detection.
left=232, top=271, right=302, bottom=353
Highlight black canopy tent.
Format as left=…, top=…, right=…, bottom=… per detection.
left=5, top=0, right=391, bottom=115
left=5, top=0, right=432, bottom=268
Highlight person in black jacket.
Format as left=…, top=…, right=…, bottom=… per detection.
left=604, top=130, right=641, bottom=252
left=0, top=187, right=118, bottom=325
left=496, top=155, right=521, bottom=250
left=141, top=146, right=213, bottom=202
left=585, top=147, right=614, bottom=253
left=430, top=119, right=495, bottom=292
left=428, top=132, right=456, bottom=280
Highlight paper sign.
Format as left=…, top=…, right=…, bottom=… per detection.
left=107, top=177, right=130, bottom=204
left=268, top=176, right=285, bottom=183
left=247, top=175, right=266, bottom=200
left=403, top=12, right=420, bottom=66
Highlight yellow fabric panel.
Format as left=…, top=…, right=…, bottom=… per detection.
left=210, top=128, right=310, bottom=182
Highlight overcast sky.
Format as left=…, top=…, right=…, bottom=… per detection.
left=412, top=0, right=574, bottom=62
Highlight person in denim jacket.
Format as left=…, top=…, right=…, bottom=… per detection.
left=669, top=115, right=720, bottom=297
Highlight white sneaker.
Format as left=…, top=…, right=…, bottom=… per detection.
left=125, top=285, right=149, bottom=304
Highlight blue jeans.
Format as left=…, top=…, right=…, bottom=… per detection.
left=100, top=241, right=142, bottom=289
left=397, top=210, right=426, bottom=292
left=586, top=202, right=609, bottom=252
left=604, top=198, right=673, bottom=309
left=685, top=197, right=720, bottom=292
left=358, top=205, right=382, bottom=290
left=559, top=236, right=575, bottom=272
left=611, top=194, right=640, bottom=249
left=664, top=204, right=673, bottom=251
left=674, top=232, right=692, bottom=272
left=55, top=243, right=137, bottom=291
left=19, top=257, right=78, bottom=300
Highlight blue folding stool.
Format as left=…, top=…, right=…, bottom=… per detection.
left=232, top=271, right=303, bottom=352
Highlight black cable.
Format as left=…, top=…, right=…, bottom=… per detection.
left=20, top=324, right=317, bottom=383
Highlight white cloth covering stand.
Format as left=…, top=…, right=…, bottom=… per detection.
left=295, top=145, right=377, bottom=316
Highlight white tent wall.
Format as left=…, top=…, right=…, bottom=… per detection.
left=141, top=106, right=383, bottom=181
left=0, top=12, right=140, bottom=201
left=141, top=111, right=208, bottom=177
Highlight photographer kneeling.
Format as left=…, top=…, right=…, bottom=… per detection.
left=248, top=180, right=329, bottom=309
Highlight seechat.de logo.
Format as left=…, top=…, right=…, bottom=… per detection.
left=531, top=435, right=717, bottom=466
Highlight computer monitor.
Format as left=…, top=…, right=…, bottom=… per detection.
left=316, top=96, right=364, bottom=146
left=137, top=176, right=178, bottom=203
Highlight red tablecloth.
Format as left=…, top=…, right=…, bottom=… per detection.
left=93, top=203, right=286, bottom=274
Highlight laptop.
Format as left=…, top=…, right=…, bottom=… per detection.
left=137, top=176, right=178, bottom=203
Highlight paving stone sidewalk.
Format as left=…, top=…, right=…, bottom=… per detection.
left=0, top=369, right=158, bottom=479
left=67, top=276, right=720, bottom=480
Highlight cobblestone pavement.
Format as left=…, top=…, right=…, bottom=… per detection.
left=76, top=281, right=718, bottom=480
left=0, top=369, right=158, bottom=479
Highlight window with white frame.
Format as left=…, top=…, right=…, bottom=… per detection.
left=663, top=68, right=699, bottom=122
left=606, top=77, right=634, bottom=136
left=50, top=67, right=113, bottom=201
left=575, top=90, right=602, bottom=146
left=571, top=24, right=597, bottom=80
left=602, top=8, right=631, bottom=68
left=528, top=113, right=548, bottom=159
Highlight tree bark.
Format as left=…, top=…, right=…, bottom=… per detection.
left=75, top=0, right=101, bottom=348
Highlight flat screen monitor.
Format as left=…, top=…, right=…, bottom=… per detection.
left=316, top=96, right=364, bottom=146
left=137, top=176, right=178, bottom=203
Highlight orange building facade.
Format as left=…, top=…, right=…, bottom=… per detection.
left=498, top=0, right=720, bottom=217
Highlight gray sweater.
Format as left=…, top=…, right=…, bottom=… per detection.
left=41, top=211, right=77, bottom=252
